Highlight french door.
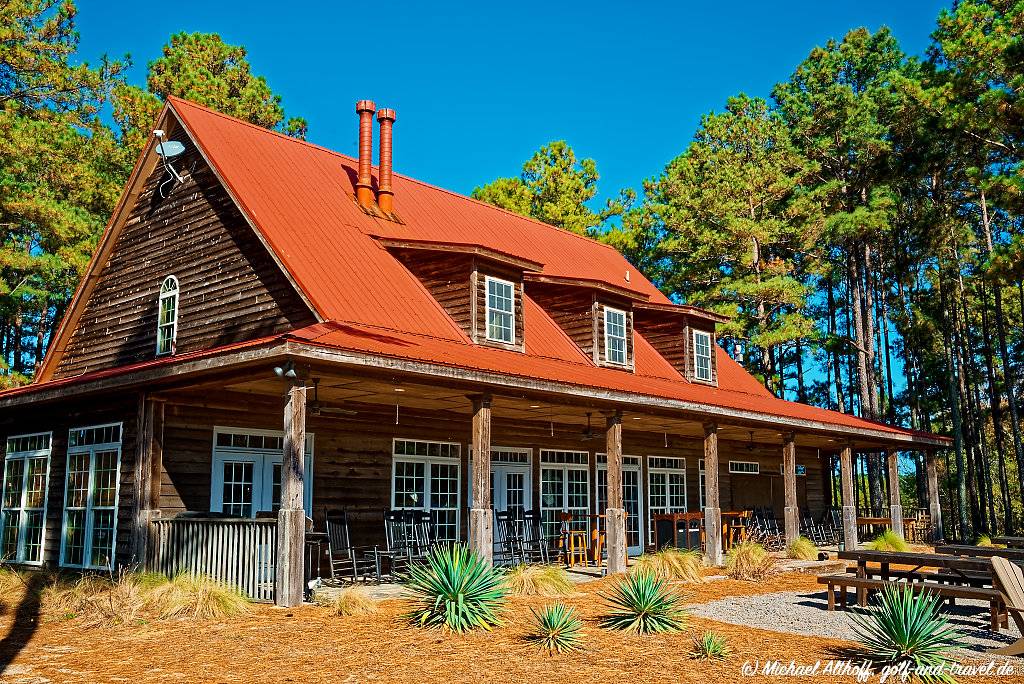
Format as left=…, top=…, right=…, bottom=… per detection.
left=539, top=450, right=590, bottom=544
left=210, top=427, right=314, bottom=517
left=597, top=455, right=644, bottom=555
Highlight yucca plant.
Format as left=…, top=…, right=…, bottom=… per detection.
left=504, top=564, right=574, bottom=596
left=865, top=530, right=910, bottom=553
left=600, top=571, right=687, bottom=634
left=405, top=543, right=507, bottom=632
left=850, top=585, right=959, bottom=682
left=631, top=548, right=704, bottom=583
left=786, top=536, right=819, bottom=561
left=528, top=602, right=584, bottom=653
left=690, top=630, right=731, bottom=660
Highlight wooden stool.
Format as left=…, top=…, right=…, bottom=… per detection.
left=563, top=530, right=589, bottom=567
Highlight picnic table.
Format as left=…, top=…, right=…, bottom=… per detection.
left=838, top=549, right=993, bottom=583
left=991, top=536, right=1024, bottom=549
left=936, top=544, right=1024, bottom=561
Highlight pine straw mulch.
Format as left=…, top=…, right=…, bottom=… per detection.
left=0, top=571, right=1018, bottom=684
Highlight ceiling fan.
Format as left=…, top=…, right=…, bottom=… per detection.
left=580, top=412, right=600, bottom=441
left=308, top=378, right=357, bottom=417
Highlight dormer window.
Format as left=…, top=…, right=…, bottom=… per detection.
left=604, top=307, right=627, bottom=365
left=485, top=276, right=515, bottom=345
left=693, top=329, right=712, bottom=381
left=156, top=275, right=179, bottom=356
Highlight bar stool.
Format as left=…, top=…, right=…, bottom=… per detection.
left=559, top=513, right=588, bottom=567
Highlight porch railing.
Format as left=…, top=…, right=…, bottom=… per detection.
left=146, top=517, right=278, bottom=602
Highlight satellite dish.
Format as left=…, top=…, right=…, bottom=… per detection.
left=156, top=141, right=185, bottom=158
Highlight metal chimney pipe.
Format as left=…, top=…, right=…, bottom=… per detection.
left=377, top=108, right=396, bottom=214
left=355, top=100, right=376, bottom=207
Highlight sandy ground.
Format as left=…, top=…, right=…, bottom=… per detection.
left=0, top=571, right=1021, bottom=684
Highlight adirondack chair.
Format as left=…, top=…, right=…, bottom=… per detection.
left=990, top=556, right=1024, bottom=656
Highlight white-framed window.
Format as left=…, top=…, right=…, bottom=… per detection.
left=729, top=460, right=760, bottom=475
left=1, top=432, right=52, bottom=564
left=604, top=306, right=627, bottom=365
left=540, top=449, right=590, bottom=543
left=210, top=427, right=314, bottom=517
left=692, top=329, right=713, bottom=381
left=596, top=454, right=643, bottom=553
left=647, top=455, right=686, bottom=540
left=392, top=439, right=461, bottom=543
left=61, top=423, right=122, bottom=570
left=485, top=276, right=515, bottom=344
left=156, top=275, right=179, bottom=356
left=698, top=458, right=706, bottom=510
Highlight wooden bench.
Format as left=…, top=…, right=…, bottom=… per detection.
left=845, top=565, right=993, bottom=588
left=817, top=574, right=1006, bottom=631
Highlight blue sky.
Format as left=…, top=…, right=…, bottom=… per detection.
left=77, top=1, right=950, bottom=205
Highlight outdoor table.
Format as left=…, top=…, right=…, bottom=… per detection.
left=936, top=544, right=1024, bottom=561
left=993, top=536, right=1024, bottom=549
left=838, top=549, right=993, bottom=605
left=856, top=516, right=891, bottom=536
left=652, top=512, right=703, bottom=550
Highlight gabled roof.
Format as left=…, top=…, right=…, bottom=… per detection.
left=21, top=97, right=949, bottom=446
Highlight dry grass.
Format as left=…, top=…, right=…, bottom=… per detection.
left=0, top=566, right=31, bottom=598
left=504, top=564, right=575, bottom=596
left=146, top=573, right=251, bottom=620
left=317, top=586, right=379, bottom=616
left=724, top=542, right=776, bottom=581
left=41, top=573, right=152, bottom=628
left=631, top=548, right=705, bottom=583
left=785, top=536, right=819, bottom=561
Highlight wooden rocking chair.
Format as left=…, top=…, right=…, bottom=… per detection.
left=990, top=556, right=1024, bottom=656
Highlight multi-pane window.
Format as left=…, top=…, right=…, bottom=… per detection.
left=728, top=461, right=759, bottom=475
left=693, top=329, right=713, bottom=381
left=391, top=439, right=461, bottom=543
left=210, top=428, right=314, bottom=517
left=648, top=456, right=686, bottom=540
left=485, top=276, right=515, bottom=344
left=604, top=307, right=627, bottom=365
left=1, top=433, right=51, bottom=564
left=539, top=449, right=590, bottom=543
left=62, top=424, right=121, bottom=569
left=596, top=455, right=643, bottom=550
left=156, top=275, right=179, bottom=356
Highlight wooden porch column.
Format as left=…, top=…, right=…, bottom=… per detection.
left=469, top=394, right=493, bottom=564
left=604, top=410, right=626, bottom=575
left=782, top=433, right=799, bottom=545
left=702, top=423, right=722, bottom=566
left=131, top=396, right=164, bottom=566
left=275, top=381, right=306, bottom=608
left=839, top=444, right=858, bottom=550
left=925, top=449, right=944, bottom=543
left=886, top=448, right=904, bottom=538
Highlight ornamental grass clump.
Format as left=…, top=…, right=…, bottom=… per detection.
left=405, top=543, right=507, bottom=632
left=600, top=571, right=687, bottom=634
left=631, top=548, right=704, bottom=583
left=851, top=584, right=959, bottom=682
left=528, top=602, right=584, bottom=653
left=690, top=630, right=731, bottom=661
left=975, top=534, right=1005, bottom=549
left=504, top=564, right=574, bottom=596
left=146, top=573, right=251, bottom=620
left=786, top=536, right=819, bottom=561
left=42, top=572, right=165, bottom=627
left=318, top=586, right=378, bottom=616
left=865, top=530, right=911, bottom=553
left=725, top=541, right=776, bottom=581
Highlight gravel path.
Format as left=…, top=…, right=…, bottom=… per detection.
left=688, top=590, right=1022, bottom=657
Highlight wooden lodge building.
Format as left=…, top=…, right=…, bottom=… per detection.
left=0, top=97, right=951, bottom=606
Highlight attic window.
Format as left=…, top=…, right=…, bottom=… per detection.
left=604, top=307, right=627, bottom=365
left=693, top=329, right=712, bottom=381
left=485, top=276, right=515, bottom=345
left=156, top=275, right=179, bottom=356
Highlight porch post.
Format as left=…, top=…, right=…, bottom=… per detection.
left=782, top=432, right=799, bottom=545
left=604, top=410, right=626, bottom=574
left=275, top=381, right=306, bottom=608
left=925, top=449, right=944, bottom=543
left=131, top=396, right=164, bottom=566
left=839, top=444, right=858, bottom=550
left=886, top=448, right=904, bottom=538
left=702, top=422, right=722, bottom=566
left=469, top=394, right=493, bottom=564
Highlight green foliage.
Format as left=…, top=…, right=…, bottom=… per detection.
left=504, top=564, right=574, bottom=596
left=786, top=536, right=820, bottom=561
left=690, top=630, right=731, bottom=661
left=630, top=548, right=705, bottom=583
left=527, top=602, right=584, bottom=653
left=725, top=542, right=776, bottom=580
left=865, top=530, right=911, bottom=553
left=851, top=584, right=959, bottom=682
left=600, top=571, right=687, bottom=634
left=404, top=543, right=507, bottom=632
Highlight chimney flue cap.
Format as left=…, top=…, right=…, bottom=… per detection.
left=356, top=100, right=376, bottom=114
left=377, top=108, right=396, bottom=123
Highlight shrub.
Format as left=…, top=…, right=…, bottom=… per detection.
left=504, top=564, right=574, bottom=596
left=42, top=573, right=156, bottom=627
left=725, top=542, right=775, bottom=581
left=975, top=535, right=1005, bottom=549
left=318, top=586, right=378, bottom=616
left=631, top=548, right=704, bottom=583
left=146, top=573, right=251, bottom=620
left=851, top=584, right=959, bottom=680
left=786, top=536, right=819, bottom=561
left=405, top=543, right=507, bottom=632
left=600, top=571, right=687, bottom=634
left=690, top=630, right=731, bottom=660
left=528, top=602, right=584, bottom=653
left=865, top=530, right=910, bottom=553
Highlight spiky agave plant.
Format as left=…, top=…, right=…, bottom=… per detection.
left=405, top=543, right=507, bottom=632
left=850, top=584, right=959, bottom=682
left=600, top=571, right=687, bottom=634
left=690, top=630, right=731, bottom=660
left=528, top=602, right=584, bottom=653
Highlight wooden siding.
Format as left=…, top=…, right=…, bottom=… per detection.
left=528, top=285, right=598, bottom=359
left=682, top=319, right=719, bottom=386
left=393, top=251, right=474, bottom=336
left=53, top=127, right=316, bottom=379
left=634, top=314, right=718, bottom=385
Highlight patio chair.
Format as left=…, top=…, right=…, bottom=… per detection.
left=494, top=509, right=526, bottom=566
left=521, top=509, right=550, bottom=564
left=989, top=556, right=1024, bottom=656
left=379, top=509, right=418, bottom=578
left=324, top=510, right=381, bottom=584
